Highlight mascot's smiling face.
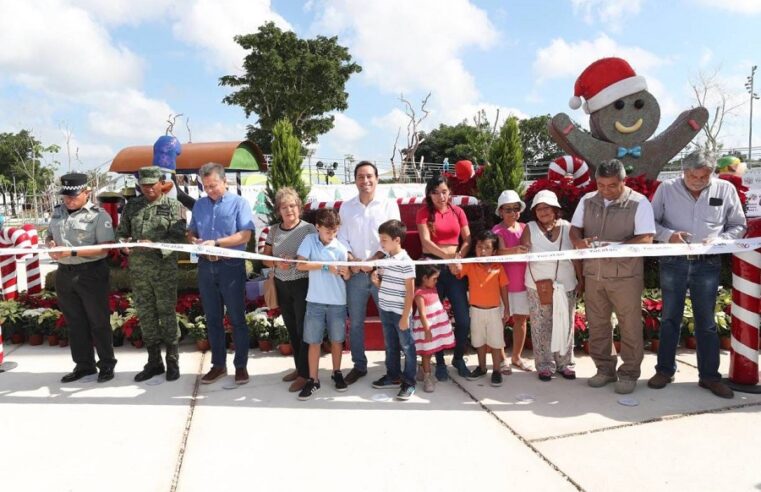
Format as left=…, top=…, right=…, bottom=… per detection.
left=590, top=90, right=660, bottom=146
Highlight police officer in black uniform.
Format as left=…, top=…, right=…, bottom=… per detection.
left=45, top=173, right=117, bottom=383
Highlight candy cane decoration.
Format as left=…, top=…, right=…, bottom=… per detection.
left=0, top=227, right=34, bottom=300
left=548, top=155, right=591, bottom=188
left=257, top=226, right=270, bottom=254
left=304, top=196, right=478, bottom=210
left=22, top=224, right=41, bottom=294
left=728, top=218, right=761, bottom=391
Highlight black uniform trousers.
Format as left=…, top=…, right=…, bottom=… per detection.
left=55, top=259, right=117, bottom=371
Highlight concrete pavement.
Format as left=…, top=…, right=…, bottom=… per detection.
left=1, top=343, right=760, bottom=492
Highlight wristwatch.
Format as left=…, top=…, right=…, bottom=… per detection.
left=214, top=240, right=220, bottom=247
left=71, top=250, right=78, bottom=257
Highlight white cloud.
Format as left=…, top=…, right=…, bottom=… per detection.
left=696, top=0, right=761, bottom=14
left=0, top=0, right=142, bottom=94
left=171, top=0, right=291, bottom=73
left=87, top=89, right=175, bottom=141
left=699, top=48, right=714, bottom=68
left=533, top=34, right=666, bottom=83
left=71, top=0, right=175, bottom=26
left=314, top=0, right=497, bottom=114
left=570, top=0, right=642, bottom=30
left=320, top=113, right=367, bottom=155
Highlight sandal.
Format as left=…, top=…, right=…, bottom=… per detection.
left=499, top=360, right=513, bottom=375
left=511, top=360, right=534, bottom=372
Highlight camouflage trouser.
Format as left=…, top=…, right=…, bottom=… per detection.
left=130, top=253, right=179, bottom=345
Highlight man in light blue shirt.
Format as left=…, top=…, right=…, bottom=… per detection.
left=188, top=162, right=255, bottom=386
left=648, top=149, right=746, bottom=399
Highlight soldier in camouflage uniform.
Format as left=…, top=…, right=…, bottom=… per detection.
left=118, top=167, right=187, bottom=382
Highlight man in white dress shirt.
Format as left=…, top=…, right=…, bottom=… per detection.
left=338, top=161, right=400, bottom=385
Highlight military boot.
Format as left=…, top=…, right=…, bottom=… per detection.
left=165, top=343, right=180, bottom=381
left=134, top=344, right=165, bottom=382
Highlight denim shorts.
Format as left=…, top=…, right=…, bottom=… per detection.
left=304, top=302, right=347, bottom=344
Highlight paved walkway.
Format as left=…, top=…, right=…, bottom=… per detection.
left=1, top=343, right=760, bottom=492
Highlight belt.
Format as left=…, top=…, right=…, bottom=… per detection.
left=471, top=305, right=499, bottom=310
left=199, top=254, right=220, bottom=262
left=684, top=254, right=716, bottom=261
left=57, top=259, right=106, bottom=271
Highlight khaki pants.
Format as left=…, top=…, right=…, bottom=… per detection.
left=585, top=276, right=644, bottom=380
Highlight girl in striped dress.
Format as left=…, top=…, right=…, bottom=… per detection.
left=412, top=264, right=456, bottom=392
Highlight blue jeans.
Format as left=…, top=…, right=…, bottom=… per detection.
left=379, top=309, right=417, bottom=386
left=198, top=258, right=250, bottom=369
left=303, top=302, right=347, bottom=344
left=656, top=255, right=722, bottom=381
left=435, top=266, right=470, bottom=365
left=346, top=272, right=379, bottom=372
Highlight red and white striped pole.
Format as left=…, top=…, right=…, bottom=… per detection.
left=728, top=217, right=761, bottom=393
left=0, top=227, right=31, bottom=300
left=22, top=224, right=41, bottom=294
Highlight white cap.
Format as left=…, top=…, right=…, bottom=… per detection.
left=530, top=189, right=561, bottom=210
left=495, top=190, right=526, bottom=216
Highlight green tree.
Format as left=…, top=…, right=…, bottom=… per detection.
left=265, top=119, right=310, bottom=224
left=478, top=117, right=524, bottom=206
left=518, top=115, right=563, bottom=163
left=0, top=130, right=59, bottom=217
left=220, top=22, right=362, bottom=153
left=417, top=122, right=480, bottom=164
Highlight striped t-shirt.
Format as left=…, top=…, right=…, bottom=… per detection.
left=265, top=220, right=317, bottom=281
left=378, top=250, right=415, bottom=315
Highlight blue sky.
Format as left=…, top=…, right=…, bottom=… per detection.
left=0, top=0, right=759, bottom=174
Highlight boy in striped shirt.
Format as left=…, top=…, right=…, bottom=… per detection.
left=370, top=220, right=417, bottom=400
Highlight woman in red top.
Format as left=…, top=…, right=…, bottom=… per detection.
left=416, top=175, right=472, bottom=380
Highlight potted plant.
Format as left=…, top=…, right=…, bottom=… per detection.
left=246, top=308, right=272, bottom=352
left=612, top=319, right=621, bottom=354
left=574, top=310, right=589, bottom=353
left=187, top=315, right=210, bottom=352
left=111, top=312, right=125, bottom=347
left=54, top=315, right=69, bottom=346
left=22, top=308, right=48, bottom=345
left=0, top=299, right=25, bottom=344
left=37, top=308, right=62, bottom=346
left=642, top=292, right=662, bottom=352
left=716, top=311, right=731, bottom=350
left=272, top=316, right=292, bottom=355
left=123, top=315, right=143, bottom=348
left=681, top=322, right=696, bottom=349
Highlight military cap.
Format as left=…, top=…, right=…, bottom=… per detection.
left=138, top=166, right=163, bottom=185
left=58, top=173, right=89, bottom=196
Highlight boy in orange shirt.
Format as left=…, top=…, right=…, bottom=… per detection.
left=449, top=230, right=509, bottom=386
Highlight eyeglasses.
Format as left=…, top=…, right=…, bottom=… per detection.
left=501, top=207, right=521, bottom=213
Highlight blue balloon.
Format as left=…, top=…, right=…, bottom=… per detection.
left=152, top=135, right=181, bottom=172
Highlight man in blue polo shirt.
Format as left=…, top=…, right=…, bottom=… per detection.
left=188, top=162, right=255, bottom=385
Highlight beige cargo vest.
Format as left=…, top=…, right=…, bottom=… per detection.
left=580, top=186, right=644, bottom=279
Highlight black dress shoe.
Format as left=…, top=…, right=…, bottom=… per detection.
left=61, top=368, right=97, bottom=383
left=97, top=367, right=115, bottom=383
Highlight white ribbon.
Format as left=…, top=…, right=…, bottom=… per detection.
left=9, top=236, right=761, bottom=267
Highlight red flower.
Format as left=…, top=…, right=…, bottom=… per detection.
left=574, top=312, right=587, bottom=332
left=122, top=316, right=139, bottom=339
left=55, top=316, right=68, bottom=329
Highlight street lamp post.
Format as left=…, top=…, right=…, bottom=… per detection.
left=745, top=65, right=759, bottom=164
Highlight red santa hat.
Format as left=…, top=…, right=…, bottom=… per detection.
left=568, top=57, right=648, bottom=114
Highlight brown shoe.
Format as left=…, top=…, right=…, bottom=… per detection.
left=201, top=366, right=227, bottom=384
left=344, top=368, right=367, bottom=385
left=282, top=370, right=299, bottom=382
left=289, top=376, right=308, bottom=393
left=699, top=379, right=734, bottom=399
left=235, top=367, right=250, bottom=385
left=647, top=372, right=674, bottom=389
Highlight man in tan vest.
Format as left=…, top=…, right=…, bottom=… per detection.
left=570, top=160, right=655, bottom=394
